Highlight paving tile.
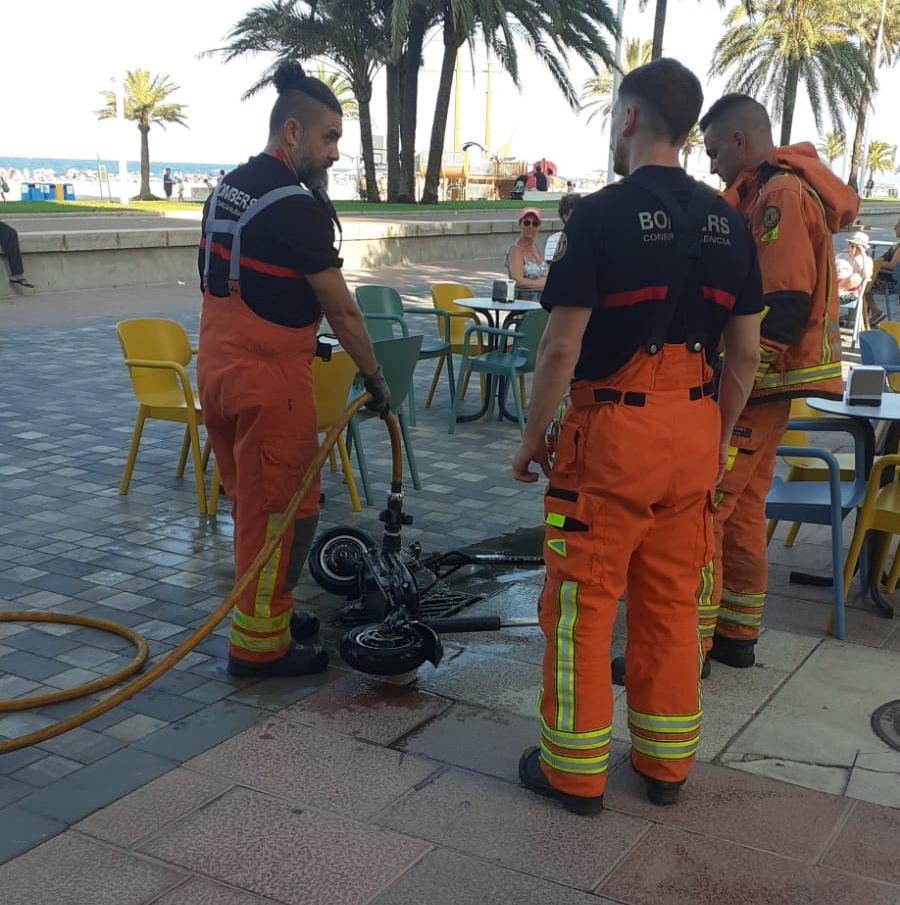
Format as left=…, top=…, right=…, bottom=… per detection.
left=189, top=717, right=438, bottom=819
left=15, top=747, right=178, bottom=824
left=370, top=847, right=617, bottom=905
left=600, top=824, right=899, bottom=905
left=0, top=746, right=45, bottom=776
left=10, top=754, right=82, bottom=787
left=724, top=640, right=900, bottom=769
left=0, top=650, right=69, bottom=681
left=133, top=699, right=264, bottom=761
left=36, top=726, right=125, bottom=764
left=154, top=878, right=279, bottom=905
left=845, top=766, right=900, bottom=809
left=2, top=628, right=80, bottom=657
left=182, top=678, right=236, bottom=704
left=0, top=805, right=66, bottom=864
left=394, top=701, right=545, bottom=781
left=375, top=767, right=650, bottom=891
left=0, top=778, right=31, bottom=809
left=0, top=831, right=184, bottom=905
left=103, top=713, right=169, bottom=743
left=720, top=754, right=850, bottom=796
left=76, top=766, right=231, bottom=847
left=117, top=688, right=206, bottom=722
left=140, top=786, right=430, bottom=905
left=217, top=668, right=337, bottom=710
left=604, top=759, right=850, bottom=862
left=280, top=672, right=452, bottom=744
left=823, top=800, right=900, bottom=884
left=413, top=649, right=541, bottom=717
left=56, top=645, right=119, bottom=669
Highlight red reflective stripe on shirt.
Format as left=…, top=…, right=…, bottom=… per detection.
left=200, top=238, right=305, bottom=280
left=703, top=287, right=736, bottom=311
left=598, top=286, right=668, bottom=308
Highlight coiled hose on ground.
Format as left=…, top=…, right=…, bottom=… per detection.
left=0, top=395, right=401, bottom=755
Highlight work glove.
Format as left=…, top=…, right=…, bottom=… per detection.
left=363, top=366, right=391, bottom=417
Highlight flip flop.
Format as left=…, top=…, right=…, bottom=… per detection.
left=9, top=277, right=36, bottom=291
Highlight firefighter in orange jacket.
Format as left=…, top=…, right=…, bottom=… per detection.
left=197, top=62, right=389, bottom=677
left=513, top=60, right=762, bottom=814
left=699, top=95, right=859, bottom=670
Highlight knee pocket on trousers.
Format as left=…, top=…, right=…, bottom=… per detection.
left=259, top=436, right=319, bottom=514
left=544, top=486, right=603, bottom=584
left=718, top=426, right=766, bottom=496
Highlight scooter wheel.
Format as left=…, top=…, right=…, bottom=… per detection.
left=339, top=624, right=429, bottom=676
left=308, top=527, right=377, bottom=595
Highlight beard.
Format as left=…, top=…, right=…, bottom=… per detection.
left=292, top=149, right=331, bottom=191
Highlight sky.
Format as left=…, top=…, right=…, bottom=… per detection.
left=3, top=0, right=899, bottom=182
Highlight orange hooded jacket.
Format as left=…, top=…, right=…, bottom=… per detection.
left=723, top=143, right=859, bottom=402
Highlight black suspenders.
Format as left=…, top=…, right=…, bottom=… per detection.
left=624, top=171, right=718, bottom=355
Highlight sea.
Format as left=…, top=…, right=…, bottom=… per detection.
left=0, top=156, right=235, bottom=180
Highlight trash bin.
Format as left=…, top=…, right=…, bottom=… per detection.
left=30, top=184, right=44, bottom=201
left=20, top=182, right=33, bottom=201
left=63, top=183, right=76, bottom=201
left=39, top=184, right=53, bottom=202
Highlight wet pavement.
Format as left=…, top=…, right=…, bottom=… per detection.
left=1, top=261, right=900, bottom=902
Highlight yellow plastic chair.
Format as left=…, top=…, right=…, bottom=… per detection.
left=766, top=398, right=860, bottom=547
left=428, top=283, right=486, bottom=406
left=312, top=349, right=363, bottom=512
left=116, top=318, right=217, bottom=516
left=843, top=453, right=900, bottom=596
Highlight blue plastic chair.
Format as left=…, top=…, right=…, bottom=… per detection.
left=860, top=329, right=900, bottom=373
left=765, top=418, right=869, bottom=640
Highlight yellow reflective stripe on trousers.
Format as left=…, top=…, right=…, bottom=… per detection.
left=628, top=707, right=702, bottom=734
left=555, top=580, right=579, bottom=731
left=254, top=514, right=283, bottom=620
left=540, top=743, right=608, bottom=775
left=231, top=607, right=292, bottom=634
left=722, top=589, right=765, bottom=609
left=630, top=734, right=700, bottom=760
left=230, top=627, right=290, bottom=653
left=719, top=609, right=762, bottom=627
left=541, top=718, right=611, bottom=750
left=754, top=361, right=842, bottom=390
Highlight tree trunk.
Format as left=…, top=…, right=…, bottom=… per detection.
left=779, top=62, right=800, bottom=146
left=422, top=25, right=460, bottom=204
left=651, top=0, right=668, bottom=60
left=399, top=5, right=427, bottom=202
left=386, top=61, right=402, bottom=202
left=848, top=102, right=867, bottom=192
left=357, top=87, right=380, bottom=203
left=137, top=123, right=153, bottom=200
left=848, top=32, right=879, bottom=191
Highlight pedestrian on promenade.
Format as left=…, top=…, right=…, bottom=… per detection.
left=544, top=193, right=581, bottom=263
left=513, top=59, right=763, bottom=814
left=196, top=61, right=388, bottom=677
left=0, top=221, right=36, bottom=292
left=163, top=167, right=175, bottom=200
left=699, top=94, right=858, bottom=669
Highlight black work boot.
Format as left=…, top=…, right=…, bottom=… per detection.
left=612, top=655, right=710, bottom=686
left=290, top=611, right=320, bottom=643
left=633, top=763, right=685, bottom=806
left=227, top=641, right=328, bottom=677
left=518, top=747, right=604, bottom=816
left=709, top=633, right=756, bottom=668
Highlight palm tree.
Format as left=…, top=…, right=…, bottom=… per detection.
left=207, top=0, right=386, bottom=203
left=847, top=0, right=900, bottom=190
left=817, top=131, right=846, bottom=170
left=313, top=65, right=359, bottom=118
left=97, top=70, right=187, bottom=201
left=867, top=139, right=896, bottom=177
left=580, top=38, right=652, bottom=124
left=710, top=0, right=870, bottom=146
left=420, top=0, right=618, bottom=204
left=681, top=124, right=704, bottom=169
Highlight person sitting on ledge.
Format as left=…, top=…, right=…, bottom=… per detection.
left=0, top=221, right=36, bottom=292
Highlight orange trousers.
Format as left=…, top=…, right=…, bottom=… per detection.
left=538, top=346, right=719, bottom=797
left=701, top=399, right=791, bottom=652
left=197, top=291, right=320, bottom=663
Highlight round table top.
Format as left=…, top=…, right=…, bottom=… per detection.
left=462, top=297, right=543, bottom=314
left=808, top=395, right=900, bottom=421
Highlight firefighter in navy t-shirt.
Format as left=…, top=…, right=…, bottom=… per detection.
left=197, top=63, right=389, bottom=678
left=513, top=60, right=763, bottom=813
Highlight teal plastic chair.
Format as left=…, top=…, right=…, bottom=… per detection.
left=449, top=319, right=533, bottom=436
left=505, top=308, right=548, bottom=406
left=347, top=335, right=424, bottom=505
left=355, top=285, right=456, bottom=424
